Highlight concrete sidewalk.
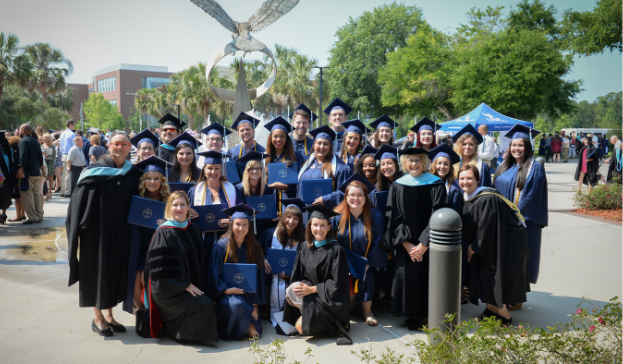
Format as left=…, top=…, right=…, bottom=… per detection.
left=0, top=161, right=620, bottom=364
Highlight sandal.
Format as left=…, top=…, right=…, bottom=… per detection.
left=365, top=313, right=378, bottom=327
left=507, top=303, right=523, bottom=311
left=461, top=286, right=470, bottom=305
left=476, top=308, right=496, bottom=322
left=496, top=314, right=512, bottom=327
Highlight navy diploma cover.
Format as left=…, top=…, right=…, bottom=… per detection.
left=127, top=196, right=166, bottom=229
left=223, top=263, right=257, bottom=293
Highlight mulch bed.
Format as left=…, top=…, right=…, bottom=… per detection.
left=573, top=208, right=622, bottom=222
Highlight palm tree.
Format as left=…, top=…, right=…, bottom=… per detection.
left=47, top=86, right=74, bottom=113
left=23, top=42, right=73, bottom=101
left=0, top=32, right=32, bottom=129
left=134, top=88, right=153, bottom=129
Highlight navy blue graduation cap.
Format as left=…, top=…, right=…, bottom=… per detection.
left=309, top=125, right=337, bottom=141
left=168, top=131, right=202, bottom=149
left=323, top=98, right=353, bottom=116
left=401, top=147, right=428, bottom=156
left=134, top=155, right=173, bottom=175
left=263, top=116, right=292, bottom=133
left=281, top=198, right=306, bottom=211
left=232, top=112, right=261, bottom=130
left=370, top=115, right=398, bottom=131
left=158, top=113, right=186, bottom=130
left=197, top=150, right=226, bottom=165
left=222, top=203, right=257, bottom=221
left=338, top=172, right=375, bottom=194
left=131, top=129, right=159, bottom=148
left=374, top=144, right=398, bottom=161
left=452, top=124, right=483, bottom=144
left=237, top=151, right=270, bottom=165
left=360, top=145, right=378, bottom=156
left=341, top=119, right=370, bottom=135
left=289, top=103, right=318, bottom=122
left=200, top=123, right=232, bottom=138
left=302, top=204, right=339, bottom=220
left=504, top=124, right=540, bottom=141
left=410, top=117, right=441, bottom=134
left=427, top=144, right=460, bottom=165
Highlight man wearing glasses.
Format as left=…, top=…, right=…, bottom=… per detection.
left=197, top=123, right=230, bottom=169
left=156, top=114, right=186, bottom=163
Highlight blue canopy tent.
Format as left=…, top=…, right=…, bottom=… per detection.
left=439, top=103, right=534, bottom=132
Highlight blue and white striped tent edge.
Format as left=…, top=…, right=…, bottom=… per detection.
left=439, top=103, right=534, bottom=133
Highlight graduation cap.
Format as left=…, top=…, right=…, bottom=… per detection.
left=302, top=204, right=339, bottom=220
left=504, top=124, right=541, bottom=141
left=158, top=113, right=186, bottom=130
left=237, top=151, right=270, bottom=166
left=410, top=117, right=441, bottom=134
left=48, top=129, right=55, bottom=133
left=281, top=198, right=307, bottom=211
left=370, top=115, right=398, bottom=131
left=374, top=144, right=398, bottom=161
left=309, top=125, right=337, bottom=141
left=401, top=147, right=428, bottom=156
left=131, top=129, right=159, bottom=148
left=451, top=124, right=483, bottom=144
left=263, top=116, right=292, bottom=133
left=197, top=150, right=226, bottom=165
left=338, top=173, right=376, bottom=194
left=222, top=203, right=257, bottom=221
left=427, top=144, right=460, bottom=165
left=341, top=119, right=371, bottom=135
left=200, top=123, right=232, bottom=138
left=323, top=98, right=353, bottom=116
left=232, top=112, right=261, bottom=130
left=360, top=145, right=378, bottom=156
left=134, top=155, right=173, bottom=175
left=168, top=131, right=202, bottom=149
left=289, top=103, right=318, bottom=122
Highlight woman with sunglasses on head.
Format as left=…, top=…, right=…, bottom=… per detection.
left=66, top=131, right=142, bottom=337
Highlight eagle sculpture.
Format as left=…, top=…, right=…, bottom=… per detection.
left=191, top=0, right=300, bottom=53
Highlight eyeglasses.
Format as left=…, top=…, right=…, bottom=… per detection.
left=162, top=129, right=177, bottom=133
left=248, top=167, right=262, bottom=172
left=347, top=194, right=365, bottom=199
left=207, top=138, right=223, bottom=143
left=111, top=142, right=130, bottom=148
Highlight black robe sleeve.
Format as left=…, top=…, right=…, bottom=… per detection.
left=381, top=183, right=411, bottom=251
left=147, top=228, right=190, bottom=297
left=66, top=181, right=98, bottom=286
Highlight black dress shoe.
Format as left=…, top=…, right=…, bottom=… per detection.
left=22, top=220, right=35, bottom=225
left=135, top=310, right=144, bottom=336
left=106, top=320, right=126, bottom=333
left=92, top=319, right=113, bottom=337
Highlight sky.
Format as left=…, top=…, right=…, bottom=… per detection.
left=1, top=0, right=620, bottom=103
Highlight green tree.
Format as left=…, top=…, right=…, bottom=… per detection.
left=327, top=3, right=427, bottom=116
left=47, top=86, right=74, bottom=114
left=0, top=32, right=32, bottom=129
left=508, top=0, right=559, bottom=39
left=560, top=0, right=622, bottom=56
left=83, top=93, right=124, bottom=130
left=23, top=42, right=73, bottom=101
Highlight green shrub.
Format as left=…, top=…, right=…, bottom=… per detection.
left=573, top=182, right=622, bottom=210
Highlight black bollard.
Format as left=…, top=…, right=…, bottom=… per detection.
left=428, top=207, right=462, bottom=343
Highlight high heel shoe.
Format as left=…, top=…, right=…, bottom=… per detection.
left=0, top=214, right=7, bottom=224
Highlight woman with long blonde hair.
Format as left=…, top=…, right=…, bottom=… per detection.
left=234, top=151, right=275, bottom=238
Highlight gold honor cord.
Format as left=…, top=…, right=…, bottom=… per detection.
left=224, top=245, right=229, bottom=263
left=239, top=142, right=257, bottom=159
left=184, top=170, right=193, bottom=183
left=338, top=215, right=372, bottom=293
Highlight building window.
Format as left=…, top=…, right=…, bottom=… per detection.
left=109, top=99, right=117, bottom=107
left=142, top=77, right=170, bottom=90
left=97, top=76, right=117, bottom=93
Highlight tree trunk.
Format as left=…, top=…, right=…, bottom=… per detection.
left=436, top=104, right=454, bottom=120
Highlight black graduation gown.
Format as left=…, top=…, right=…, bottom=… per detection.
left=607, top=148, right=622, bottom=183
left=574, top=145, right=600, bottom=186
left=146, top=223, right=219, bottom=342
left=0, top=148, right=15, bottom=210
left=283, top=241, right=350, bottom=336
left=381, top=180, right=447, bottom=319
left=461, top=188, right=530, bottom=308
left=66, top=158, right=141, bottom=309
left=167, top=166, right=201, bottom=183
left=157, top=145, right=176, bottom=164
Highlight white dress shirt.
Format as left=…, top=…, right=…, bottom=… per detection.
left=478, top=134, right=495, bottom=161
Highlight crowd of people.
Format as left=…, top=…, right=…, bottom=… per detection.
left=1, top=98, right=619, bottom=347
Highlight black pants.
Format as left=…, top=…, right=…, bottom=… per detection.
left=545, top=146, right=552, bottom=162
left=70, top=165, right=84, bottom=196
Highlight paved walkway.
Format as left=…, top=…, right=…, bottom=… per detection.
left=0, top=161, right=620, bottom=363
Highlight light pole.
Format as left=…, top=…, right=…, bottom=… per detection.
left=170, top=103, right=181, bottom=125
left=313, top=66, right=329, bottom=127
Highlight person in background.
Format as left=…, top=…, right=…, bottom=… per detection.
left=67, top=136, right=87, bottom=196
left=289, top=104, right=316, bottom=156
left=574, top=135, right=599, bottom=193
left=156, top=114, right=185, bottom=164
left=8, top=136, right=25, bottom=222
left=59, top=119, right=76, bottom=197
left=477, top=124, right=496, bottom=170
left=52, top=132, right=63, bottom=193
left=561, top=133, right=570, bottom=163
left=551, top=134, right=562, bottom=163
left=76, top=130, right=90, bottom=164
left=0, top=131, right=15, bottom=224
left=598, top=134, right=607, bottom=162
left=569, top=132, right=577, bottom=159
left=323, top=98, right=353, bottom=153
left=41, top=134, right=56, bottom=201
left=538, top=134, right=546, bottom=157
left=88, top=134, right=108, bottom=165
left=17, top=124, right=44, bottom=224
left=544, top=134, right=552, bottom=163
left=401, top=131, right=415, bottom=150
left=606, top=135, right=622, bottom=183
left=491, top=137, right=500, bottom=172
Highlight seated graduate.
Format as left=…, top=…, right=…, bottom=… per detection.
left=283, top=205, right=352, bottom=345
left=188, top=150, right=239, bottom=258
left=300, top=125, right=352, bottom=208
left=338, top=120, right=370, bottom=171
left=123, top=156, right=172, bottom=336
left=257, top=198, right=306, bottom=334
left=331, top=173, right=386, bottom=327
left=235, top=151, right=276, bottom=238
left=458, top=164, right=530, bottom=326
left=452, top=124, right=492, bottom=187
left=145, top=191, right=219, bottom=342
left=380, top=147, right=447, bottom=331
left=428, top=144, right=470, bottom=304
left=167, top=132, right=202, bottom=183
left=130, top=129, right=159, bottom=163
left=209, top=204, right=268, bottom=340
left=354, top=145, right=378, bottom=187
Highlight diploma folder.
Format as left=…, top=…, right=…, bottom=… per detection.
left=127, top=196, right=166, bottom=230
left=193, top=204, right=228, bottom=232
left=301, top=178, right=333, bottom=204
left=267, top=163, right=299, bottom=185
left=346, top=249, right=368, bottom=281
left=267, top=249, right=297, bottom=275
left=374, top=191, right=389, bottom=212
left=168, top=182, right=194, bottom=194
left=246, top=195, right=278, bottom=220
left=225, top=160, right=241, bottom=184
left=223, top=263, right=257, bottom=293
